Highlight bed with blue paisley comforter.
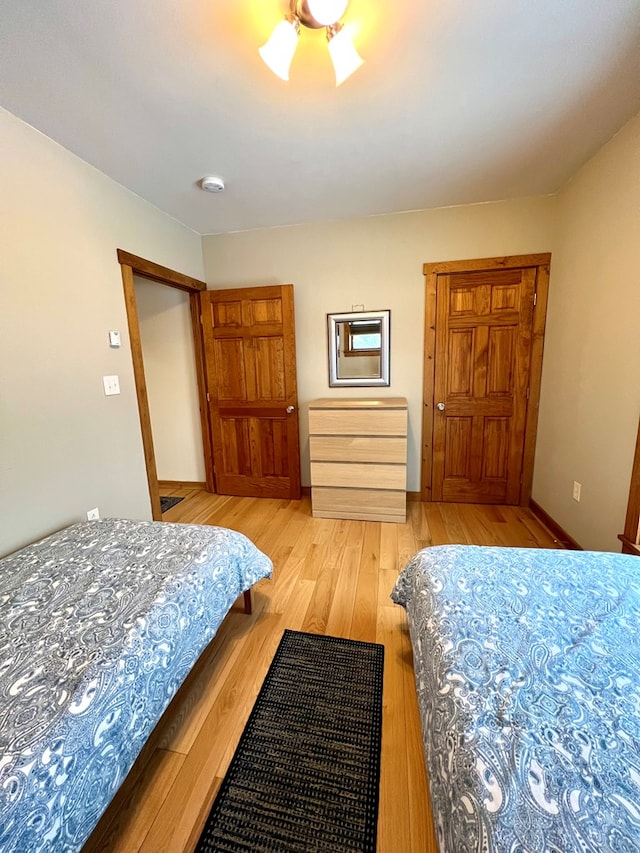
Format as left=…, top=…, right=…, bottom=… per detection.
left=0, top=517, right=272, bottom=853
left=392, top=545, right=640, bottom=853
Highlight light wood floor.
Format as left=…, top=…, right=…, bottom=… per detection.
left=84, top=492, right=561, bottom=853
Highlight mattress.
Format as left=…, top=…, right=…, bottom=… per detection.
left=392, top=544, right=640, bottom=853
left=0, top=518, right=272, bottom=852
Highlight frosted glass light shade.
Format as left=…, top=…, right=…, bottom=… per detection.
left=328, top=27, right=364, bottom=85
left=307, top=0, right=349, bottom=26
left=259, top=20, right=299, bottom=81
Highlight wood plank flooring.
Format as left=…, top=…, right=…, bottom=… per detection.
left=83, top=492, right=561, bottom=853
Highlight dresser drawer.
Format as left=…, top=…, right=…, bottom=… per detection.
left=309, top=435, right=407, bottom=464
left=311, top=487, right=406, bottom=522
left=310, top=461, right=406, bottom=491
left=308, top=407, right=406, bottom=436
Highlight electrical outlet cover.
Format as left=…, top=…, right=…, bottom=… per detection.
left=102, top=375, right=120, bottom=396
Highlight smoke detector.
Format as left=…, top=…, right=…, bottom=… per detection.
left=200, top=175, right=225, bottom=193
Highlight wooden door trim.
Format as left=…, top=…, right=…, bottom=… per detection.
left=423, top=254, right=551, bottom=275
left=421, top=254, right=551, bottom=505
left=117, top=250, right=206, bottom=293
left=421, top=270, right=438, bottom=501
left=619, top=415, right=640, bottom=555
left=190, top=293, right=215, bottom=495
left=118, top=251, right=213, bottom=521
left=520, top=261, right=550, bottom=503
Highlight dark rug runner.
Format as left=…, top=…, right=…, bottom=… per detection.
left=194, top=629, right=384, bottom=853
left=160, top=495, right=184, bottom=513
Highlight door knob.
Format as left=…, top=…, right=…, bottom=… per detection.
left=436, top=402, right=446, bottom=411
left=286, top=405, right=295, bottom=414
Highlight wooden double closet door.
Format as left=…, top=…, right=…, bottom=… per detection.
left=422, top=255, right=550, bottom=505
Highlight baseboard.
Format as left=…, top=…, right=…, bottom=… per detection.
left=158, top=480, right=206, bottom=491
left=529, top=499, right=583, bottom=550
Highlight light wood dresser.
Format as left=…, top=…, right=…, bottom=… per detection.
left=308, top=397, right=408, bottom=523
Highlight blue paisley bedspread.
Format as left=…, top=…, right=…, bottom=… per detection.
left=0, top=518, right=272, bottom=853
left=391, top=545, right=640, bottom=853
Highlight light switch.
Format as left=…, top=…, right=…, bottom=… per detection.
left=108, top=330, right=121, bottom=348
left=103, top=375, right=120, bottom=396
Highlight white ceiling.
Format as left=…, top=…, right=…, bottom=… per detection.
left=2, top=1, right=640, bottom=235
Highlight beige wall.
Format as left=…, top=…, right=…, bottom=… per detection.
left=135, top=277, right=205, bottom=483
left=6, top=97, right=635, bottom=555
left=202, top=197, right=557, bottom=491
left=0, top=107, right=204, bottom=556
left=533, top=113, right=640, bottom=552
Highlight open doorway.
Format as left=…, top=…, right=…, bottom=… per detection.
left=117, top=250, right=213, bottom=520
left=135, top=277, right=205, bottom=491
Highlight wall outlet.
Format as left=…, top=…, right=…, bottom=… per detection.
left=87, top=507, right=100, bottom=520
left=102, top=375, right=120, bottom=396
left=572, top=481, right=582, bottom=502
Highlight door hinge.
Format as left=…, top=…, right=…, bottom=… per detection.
left=200, top=314, right=204, bottom=325
left=526, top=387, right=530, bottom=400
left=206, top=392, right=210, bottom=403
left=533, top=292, right=537, bottom=306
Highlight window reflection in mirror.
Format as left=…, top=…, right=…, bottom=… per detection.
left=327, top=310, right=390, bottom=387
left=339, top=320, right=382, bottom=378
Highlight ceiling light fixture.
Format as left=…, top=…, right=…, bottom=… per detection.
left=259, top=0, right=364, bottom=86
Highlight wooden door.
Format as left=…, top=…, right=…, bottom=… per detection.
left=422, top=255, right=550, bottom=505
left=201, top=284, right=301, bottom=499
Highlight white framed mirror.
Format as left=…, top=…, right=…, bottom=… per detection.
left=327, top=310, right=390, bottom=387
